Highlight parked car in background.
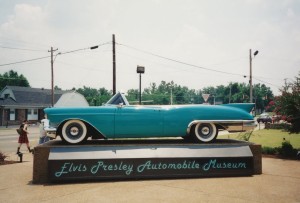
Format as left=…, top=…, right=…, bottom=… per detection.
left=257, top=113, right=272, bottom=123
left=44, top=93, right=256, bottom=144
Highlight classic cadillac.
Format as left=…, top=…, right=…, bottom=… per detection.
left=44, top=93, right=256, bottom=144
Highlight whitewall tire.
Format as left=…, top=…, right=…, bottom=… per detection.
left=193, top=123, right=218, bottom=142
left=61, top=120, right=87, bottom=144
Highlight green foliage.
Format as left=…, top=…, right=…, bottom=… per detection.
left=218, top=129, right=300, bottom=148
left=134, top=81, right=273, bottom=108
left=220, top=129, right=300, bottom=158
left=76, top=86, right=112, bottom=106
left=0, top=70, right=30, bottom=90
left=278, top=141, right=298, bottom=158
left=274, top=72, right=300, bottom=133
left=127, top=89, right=139, bottom=103
left=261, top=146, right=277, bottom=155
left=141, top=81, right=201, bottom=105
left=269, top=123, right=291, bottom=131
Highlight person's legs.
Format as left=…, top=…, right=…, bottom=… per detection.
left=26, top=143, right=32, bottom=153
left=39, top=137, right=43, bottom=144
left=16, top=143, right=22, bottom=154
left=44, top=136, right=50, bottom=143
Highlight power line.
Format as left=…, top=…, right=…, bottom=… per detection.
left=59, top=41, right=111, bottom=55
left=253, top=77, right=281, bottom=88
left=0, top=36, right=50, bottom=48
left=0, top=45, right=46, bottom=52
left=117, top=43, right=246, bottom=77
left=0, top=56, right=50, bottom=67
left=118, top=42, right=284, bottom=90
left=0, top=41, right=111, bottom=67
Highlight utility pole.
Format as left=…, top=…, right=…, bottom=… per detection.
left=170, top=89, right=173, bottom=105
left=249, top=49, right=253, bottom=103
left=112, top=34, right=116, bottom=95
left=48, top=47, right=58, bottom=107
left=249, top=49, right=259, bottom=103
left=137, top=66, right=145, bottom=105
left=229, top=84, right=232, bottom=104
left=284, top=78, right=288, bottom=92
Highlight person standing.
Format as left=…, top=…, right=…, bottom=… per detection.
left=17, top=120, right=33, bottom=154
left=39, top=115, right=50, bottom=144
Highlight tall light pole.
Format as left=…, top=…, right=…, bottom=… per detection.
left=137, top=65, right=145, bottom=105
left=112, top=34, right=116, bottom=95
left=249, top=49, right=259, bottom=103
left=49, top=45, right=99, bottom=107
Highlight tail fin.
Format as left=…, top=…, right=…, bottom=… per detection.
left=221, top=103, right=255, bottom=113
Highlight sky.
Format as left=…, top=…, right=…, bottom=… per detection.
left=0, top=0, right=299, bottom=96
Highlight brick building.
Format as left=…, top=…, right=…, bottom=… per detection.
left=0, top=86, right=88, bottom=126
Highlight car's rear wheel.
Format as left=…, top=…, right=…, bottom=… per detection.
left=61, top=120, right=87, bottom=144
left=193, top=123, right=218, bottom=142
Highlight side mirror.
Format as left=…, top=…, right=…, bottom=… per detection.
left=118, top=103, right=124, bottom=108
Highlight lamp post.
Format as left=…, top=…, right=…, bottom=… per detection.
left=249, top=49, right=259, bottom=103
left=137, top=65, right=145, bottom=105
left=50, top=45, right=99, bottom=107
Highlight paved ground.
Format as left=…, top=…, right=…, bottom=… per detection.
left=1, top=124, right=299, bottom=203
left=0, top=151, right=299, bottom=202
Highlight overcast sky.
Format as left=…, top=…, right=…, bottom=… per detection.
left=1, top=0, right=299, bottom=96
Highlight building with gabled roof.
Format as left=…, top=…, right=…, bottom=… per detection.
left=0, top=86, right=88, bottom=126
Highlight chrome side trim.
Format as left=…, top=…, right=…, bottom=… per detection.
left=187, top=120, right=256, bottom=134
left=45, top=118, right=108, bottom=139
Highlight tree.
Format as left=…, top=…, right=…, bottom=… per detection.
left=126, top=89, right=139, bottom=103
left=132, top=80, right=274, bottom=108
left=0, top=70, right=30, bottom=90
left=141, top=81, right=201, bottom=105
left=54, top=85, right=62, bottom=90
left=274, top=73, right=300, bottom=133
left=252, top=84, right=273, bottom=112
left=76, top=86, right=112, bottom=106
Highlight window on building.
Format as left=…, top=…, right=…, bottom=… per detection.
left=10, top=109, right=15, bottom=121
left=27, top=109, right=38, bottom=120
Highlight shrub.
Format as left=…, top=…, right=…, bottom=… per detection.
left=269, top=123, right=291, bottom=131
left=278, top=141, right=298, bottom=158
left=262, top=146, right=278, bottom=155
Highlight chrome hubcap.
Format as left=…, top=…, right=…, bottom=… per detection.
left=201, top=126, right=210, bottom=135
left=70, top=127, right=79, bottom=136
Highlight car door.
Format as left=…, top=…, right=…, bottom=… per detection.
left=114, top=105, right=163, bottom=137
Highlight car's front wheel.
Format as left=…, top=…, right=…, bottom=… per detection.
left=193, top=123, right=218, bottom=142
left=61, top=120, right=88, bottom=144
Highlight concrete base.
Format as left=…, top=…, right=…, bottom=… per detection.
left=33, top=139, right=261, bottom=184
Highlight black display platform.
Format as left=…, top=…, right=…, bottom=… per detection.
left=33, top=139, right=261, bottom=184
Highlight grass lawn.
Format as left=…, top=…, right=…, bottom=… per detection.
left=218, top=129, right=300, bottom=149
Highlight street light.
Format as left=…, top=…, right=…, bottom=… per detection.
left=50, top=45, right=99, bottom=107
left=249, top=49, right=259, bottom=103
left=137, top=65, right=145, bottom=105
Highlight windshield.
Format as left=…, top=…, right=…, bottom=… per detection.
left=106, top=92, right=129, bottom=106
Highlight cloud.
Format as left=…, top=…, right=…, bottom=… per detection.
left=0, top=0, right=300, bottom=95
left=1, top=4, right=48, bottom=42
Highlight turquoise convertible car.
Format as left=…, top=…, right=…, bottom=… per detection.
left=44, top=93, right=256, bottom=144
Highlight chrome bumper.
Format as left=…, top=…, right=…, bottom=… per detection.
left=227, top=120, right=257, bottom=132
left=45, top=127, right=57, bottom=139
